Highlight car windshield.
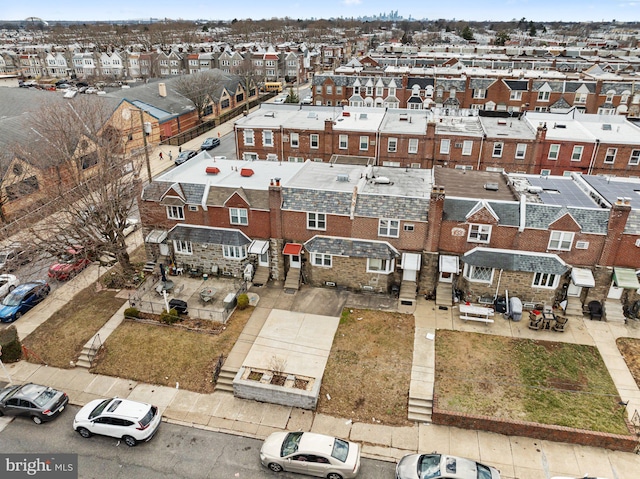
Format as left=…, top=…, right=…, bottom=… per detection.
left=331, top=438, right=350, bottom=463
left=33, top=389, right=57, bottom=407
left=477, top=463, right=492, bottom=479
left=140, top=405, right=157, bottom=426
left=0, top=385, right=19, bottom=401
left=417, top=454, right=442, bottom=479
left=280, top=432, right=303, bottom=457
left=2, top=290, right=23, bottom=306
left=89, top=399, right=111, bottom=419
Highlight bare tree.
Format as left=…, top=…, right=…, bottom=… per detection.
left=235, top=56, right=260, bottom=113
left=14, top=96, right=144, bottom=275
left=173, top=70, right=226, bottom=121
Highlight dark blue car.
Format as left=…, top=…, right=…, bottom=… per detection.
left=0, top=281, right=50, bottom=323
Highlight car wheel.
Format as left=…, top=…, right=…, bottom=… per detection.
left=77, top=427, right=91, bottom=438
left=268, top=463, right=283, bottom=472
left=32, top=415, right=43, bottom=425
left=123, top=435, right=137, bottom=447
left=326, top=474, right=343, bottom=479
left=0, top=410, right=4, bottom=417
left=13, top=312, right=22, bottom=321
left=8, top=285, right=15, bottom=292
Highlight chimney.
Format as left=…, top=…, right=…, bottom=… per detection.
left=159, top=83, right=167, bottom=97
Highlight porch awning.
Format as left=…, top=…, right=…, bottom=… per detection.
left=439, top=255, right=459, bottom=274
left=283, top=243, right=303, bottom=256
left=613, top=267, right=640, bottom=289
left=248, top=239, right=269, bottom=255
left=402, top=253, right=421, bottom=271
left=145, top=229, right=168, bottom=244
left=571, top=268, right=595, bottom=288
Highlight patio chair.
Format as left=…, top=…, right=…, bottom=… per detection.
left=528, top=311, right=543, bottom=330
left=588, top=300, right=603, bottom=321
left=552, top=315, right=568, bottom=332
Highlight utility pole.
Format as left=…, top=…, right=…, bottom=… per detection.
left=137, top=108, right=152, bottom=182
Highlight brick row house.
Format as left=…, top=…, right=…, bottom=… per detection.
left=311, top=70, right=638, bottom=116
left=233, top=104, right=640, bottom=178
left=138, top=155, right=640, bottom=317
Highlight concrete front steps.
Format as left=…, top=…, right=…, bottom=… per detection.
left=251, top=265, right=270, bottom=287
left=435, top=283, right=453, bottom=306
left=604, top=299, right=627, bottom=323
left=398, top=280, right=417, bottom=307
left=408, top=397, right=433, bottom=423
left=284, top=269, right=300, bottom=292
left=215, top=366, right=237, bottom=393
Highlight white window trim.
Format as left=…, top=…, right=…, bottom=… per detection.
left=223, top=245, right=247, bottom=259
left=515, top=143, right=527, bottom=159
left=166, top=205, right=184, bottom=220
left=462, top=140, right=473, bottom=156
left=312, top=253, right=332, bottom=267
left=629, top=149, right=640, bottom=166
left=493, top=142, right=503, bottom=158
left=440, top=139, right=450, bottom=155
left=310, top=134, right=319, bottom=149
left=173, top=240, right=192, bottom=255
left=388, top=137, right=398, bottom=153
left=307, top=212, right=326, bottom=230
left=548, top=231, right=574, bottom=251
left=463, top=264, right=494, bottom=284
left=366, top=257, right=394, bottom=274
left=339, top=134, right=348, bottom=150
left=290, top=132, right=299, bottom=148
left=548, top=144, right=560, bottom=160
left=408, top=138, right=418, bottom=154
left=604, top=148, right=617, bottom=164
left=243, top=129, right=254, bottom=146
left=359, top=136, right=369, bottom=151
left=229, top=208, right=248, bottom=225
left=263, top=130, right=273, bottom=147
left=532, top=272, right=559, bottom=289
left=571, top=146, right=584, bottom=162
left=468, top=224, right=492, bottom=243
left=378, top=219, right=400, bottom=238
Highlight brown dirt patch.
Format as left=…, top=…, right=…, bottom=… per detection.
left=316, top=308, right=414, bottom=426
left=618, top=337, right=640, bottom=389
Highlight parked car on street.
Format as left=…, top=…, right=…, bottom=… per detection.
left=48, top=247, right=92, bottom=281
left=273, top=96, right=287, bottom=104
left=0, top=273, right=19, bottom=299
left=174, top=150, right=198, bottom=165
left=200, top=137, right=221, bottom=150
left=260, top=431, right=361, bottom=479
left=0, top=244, right=30, bottom=273
left=395, top=453, right=501, bottom=479
left=301, top=95, right=312, bottom=104
left=0, top=280, right=50, bottom=323
left=73, top=397, right=162, bottom=447
left=0, top=383, right=69, bottom=424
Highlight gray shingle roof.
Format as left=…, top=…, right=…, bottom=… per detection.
left=504, top=80, right=528, bottom=91
left=463, top=248, right=568, bottom=274
left=281, top=188, right=353, bottom=216
left=142, top=181, right=174, bottom=201
left=524, top=204, right=608, bottom=234
left=443, top=199, right=520, bottom=226
left=469, top=78, right=495, bottom=89
left=624, top=210, right=640, bottom=234
left=304, top=235, right=398, bottom=259
left=356, top=195, right=429, bottom=222
left=550, top=97, right=571, bottom=109
left=407, top=77, right=435, bottom=89
left=167, top=224, right=250, bottom=246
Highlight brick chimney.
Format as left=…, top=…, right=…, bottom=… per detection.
left=598, top=197, right=632, bottom=266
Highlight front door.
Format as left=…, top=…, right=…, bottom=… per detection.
left=608, top=282, right=624, bottom=300
left=259, top=251, right=269, bottom=267
left=403, top=268, right=417, bottom=282
left=289, top=254, right=301, bottom=269
left=567, top=282, right=582, bottom=297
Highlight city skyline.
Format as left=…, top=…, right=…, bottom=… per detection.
left=1, top=0, right=636, bottom=24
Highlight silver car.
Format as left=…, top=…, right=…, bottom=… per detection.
left=260, top=431, right=360, bottom=479
left=0, top=383, right=68, bottom=424
left=396, top=453, right=501, bottom=479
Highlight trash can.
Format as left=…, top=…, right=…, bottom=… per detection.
left=509, top=297, right=523, bottom=322
left=494, top=295, right=507, bottom=314
left=168, top=299, right=188, bottom=315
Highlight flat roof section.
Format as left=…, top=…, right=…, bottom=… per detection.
left=435, top=167, right=517, bottom=201
left=434, top=116, right=485, bottom=137
left=157, top=153, right=306, bottom=189
left=480, top=116, right=537, bottom=140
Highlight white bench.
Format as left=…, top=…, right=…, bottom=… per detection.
left=460, top=315, right=494, bottom=324
left=459, top=304, right=495, bottom=324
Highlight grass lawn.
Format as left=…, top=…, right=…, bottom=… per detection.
left=91, top=306, right=253, bottom=393
left=435, top=330, right=629, bottom=435
left=617, top=337, right=640, bottom=390
left=22, top=287, right=127, bottom=368
left=315, top=308, right=414, bottom=426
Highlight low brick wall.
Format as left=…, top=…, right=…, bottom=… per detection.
left=432, top=395, right=638, bottom=452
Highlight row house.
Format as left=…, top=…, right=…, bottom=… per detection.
left=0, top=51, right=19, bottom=75
left=233, top=104, right=640, bottom=178
left=312, top=71, right=639, bottom=116
left=72, top=52, right=96, bottom=78
left=44, top=52, right=70, bottom=77
left=97, top=52, right=125, bottom=78
left=138, top=155, right=640, bottom=316
left=157, top=50, right=184, bottom=77
left=19, top=53, right=44, bottom=77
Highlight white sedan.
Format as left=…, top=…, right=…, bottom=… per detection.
left=0, top=274, right=19, bottom=299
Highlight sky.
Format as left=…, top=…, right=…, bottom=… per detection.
left=1, top=0, right=638, bottom=23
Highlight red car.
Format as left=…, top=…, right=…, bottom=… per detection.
left=48, top=247, right=92, bottom=281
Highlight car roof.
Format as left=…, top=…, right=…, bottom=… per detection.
left=296, top=432, right=340, bottom=456
left=102, top=398, right=152, bottom=419
left=16, top=383, right=51, bottom=399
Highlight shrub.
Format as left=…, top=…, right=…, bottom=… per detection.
left=0, top=325, right=22, bottom=362
left=124, top=307, right=140, bottom=318
left=160, top=308, right=180, bottom=324
left=236, top=293, right=249, bottom=310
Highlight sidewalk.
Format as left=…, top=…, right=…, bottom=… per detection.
left=3, top=286, right=640, bottom=477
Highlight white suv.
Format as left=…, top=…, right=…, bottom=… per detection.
left=73, top=397, right=161, bottom=447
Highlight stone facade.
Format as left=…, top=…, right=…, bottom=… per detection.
left=304, top=256, right=394, bottom=293
left=173, top=243, right=250, bottom=278
left=457, top=269, right=557, bottom=306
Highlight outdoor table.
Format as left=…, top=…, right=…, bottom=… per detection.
left=200, top=287, right=217, bottom=303
left=459, top=304, right=495, bottom=324
left=542, top=311, right=555, bottom=330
